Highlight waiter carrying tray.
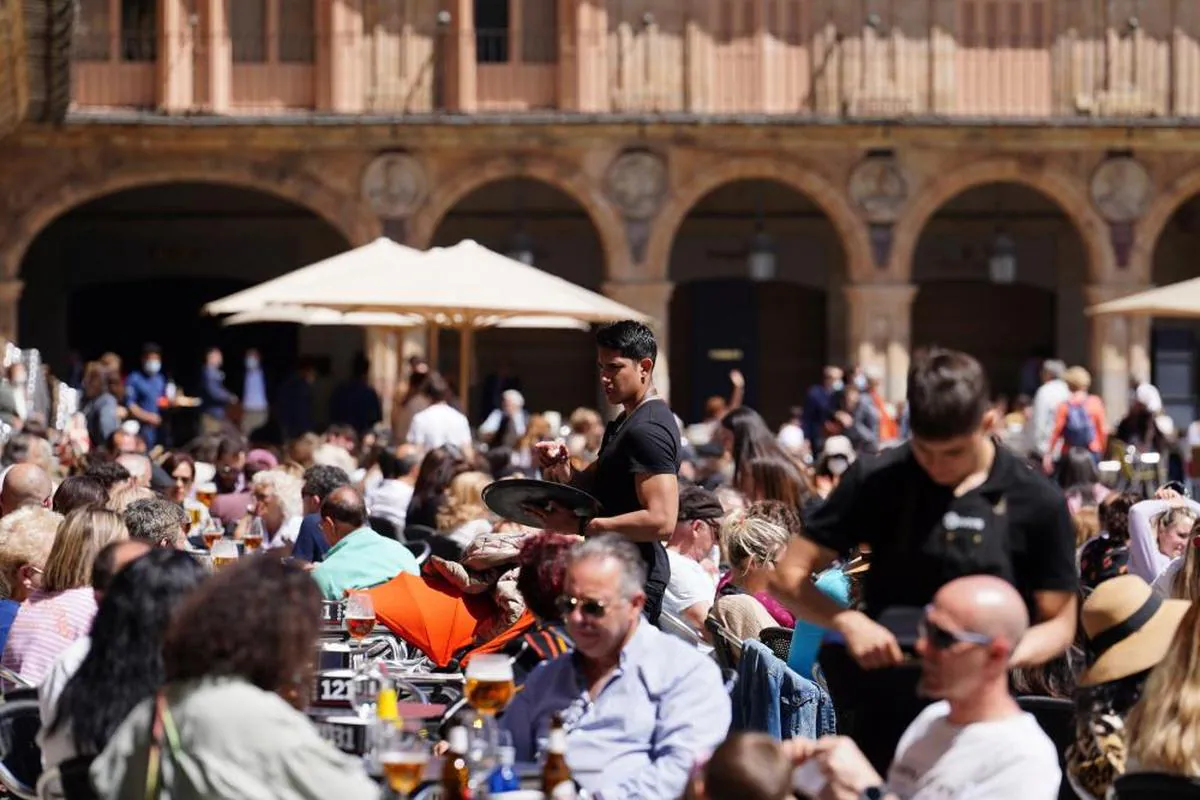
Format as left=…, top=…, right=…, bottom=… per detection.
left=533, top=321, right=680, bottom=624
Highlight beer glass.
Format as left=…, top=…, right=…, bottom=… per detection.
left=210, top=539, right=239, bottom=572
left=344, top=591, right=376, bottom=642
left=201, top=519, right=223, bottom=551
left=186, top=504, right=202, bottom=529
left=377, top=723, right=430, bottom=798
left=464, top=654, right=515, bottom=716
left=195, top=482, right=217, bottom=508
left=243, top=517, right=264, bottom=553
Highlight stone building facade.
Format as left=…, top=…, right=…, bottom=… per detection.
left=4, top=0, right=1200, bottom=424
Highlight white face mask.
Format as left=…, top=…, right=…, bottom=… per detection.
left=144, top=361, right=161, bottom=376
left=245, top=357, right=260, bottom=370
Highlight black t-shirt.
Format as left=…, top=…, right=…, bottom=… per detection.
left=591, top=398, right=680, bottom=624
left=804, top=442, right=1077, bottom=620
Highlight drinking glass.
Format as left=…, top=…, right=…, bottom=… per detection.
left=210, top=539, right=239, bottom=572
left=377, top=723, right=431, bottom=798
left=464, top=654, right=515, bottom=716
left=243, top=516, right=264, bottom=553
left=195, top=482, right=217, bottom=508
left=344, top=591, right=376, bottom=643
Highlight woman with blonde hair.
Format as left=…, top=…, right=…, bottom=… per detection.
left=435, top=471, right=494, bottom=550
left=2, top=507, right=127, bottom=684
left=1129, top=487, right=1200, bottom=583
left=1126, top=602, right=1200, bottom=778
left=712, top=505, right=791, bottom=648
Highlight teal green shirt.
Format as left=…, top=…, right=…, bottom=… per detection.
left=312, top=527, right=420, bottom=601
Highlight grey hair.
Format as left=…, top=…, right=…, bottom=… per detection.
left=123, top=497, right=187, bottom=548
left=565, top=534, right=647, bottom=599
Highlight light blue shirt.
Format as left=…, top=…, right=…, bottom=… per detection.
left=243, top=367, right=268, bottom=411
left=500, top=620, right=730, bottom=800
left=311, top=527, right=419, bottom=601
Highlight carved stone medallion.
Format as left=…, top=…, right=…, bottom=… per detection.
left=1090, top=157, right=1152, bottom=223
left=361, top=153, right=427, bottom=219
left=605, top=150, right=668, bottom=220
left=849, top=156, right=908, bottom=223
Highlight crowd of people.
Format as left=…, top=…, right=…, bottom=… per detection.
left=0, top=319, right=1197, bottom=798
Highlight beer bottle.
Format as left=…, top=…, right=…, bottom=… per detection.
left=542, top=714, right=576, bottom=799
left=441, top=724, right=471, bottom=800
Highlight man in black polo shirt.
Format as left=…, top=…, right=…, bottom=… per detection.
left=533, top=321, right=680, bottom=624
left=771, top=347, right=1077, bottom=770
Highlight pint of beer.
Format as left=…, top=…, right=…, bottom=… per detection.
left=187, top=505, right=202, bottom=528
left=210, top=539, right=239, bottom=572
left=202, top=528, right=223, bottom=550
left=344, top=592, right=375, bottom=642
left=464, top=654, right=515, bottom=715
left=344, top=616, right=374, bottom=640
left=195, top=482, right=217, bottom=508
left=380, top=752, right=428, bottom=796
left=242, top=517, right=264, bottom=553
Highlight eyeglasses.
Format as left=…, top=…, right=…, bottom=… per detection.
left=556, top=595, right=611, bottom=619
left=919, top=606, right=993, bottom=651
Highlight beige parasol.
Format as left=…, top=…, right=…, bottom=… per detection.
left=1087, top=278, right=1200, bottom=318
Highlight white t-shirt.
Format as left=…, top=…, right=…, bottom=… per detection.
left=663, top=549, right=716, bottom=620
left=407, top=403, right=472, bottom=451
left=887, top=701, right=1061, bottom=800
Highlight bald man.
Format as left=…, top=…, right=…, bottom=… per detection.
left=0, top=464, right=52, bottom=517
left=792, top=576, right=1061, bottom=799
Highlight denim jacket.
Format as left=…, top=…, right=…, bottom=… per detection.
left=732, top=639, right=837, bottom=739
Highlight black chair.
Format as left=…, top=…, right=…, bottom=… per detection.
left=369, top=515, right=399, bottom=541
left=404, top=539, right=431, bottom=567
left=402, top=524, right=437, bottom=543
left=704, top=617, right=740, bottom=674
left=1113, top=772, right=1200, bottom=799
left=58, top=755, right=99, bottom=800
left=0, top=697, right=42, bottom=800
left=759, top=626, right=793, bottom=662
left=1016, top=696, right=1076, bottom=800
left=426, top=535, right=464, bottom=563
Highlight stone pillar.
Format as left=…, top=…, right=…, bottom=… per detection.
left=0, top=280, right=24, bottom=346
left=316, top=0, right=364, bottom=112
left=442, top=0, right=476, bottom=112
left=844, top=283, right=917, bottom=402
left=204, top=0, right=231, bottom=112
left=158, top=0, right=195, bottom=111
left=602, top=280, right=675, bottom=404
left=1085, top=284, right=1152, bottom=422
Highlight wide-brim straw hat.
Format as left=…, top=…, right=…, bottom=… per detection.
left=1079, top=574, right=1189, bottom=687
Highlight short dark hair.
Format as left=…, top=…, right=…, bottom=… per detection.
left=595, top=320, right=657, bottom=364
left=320, top=487, right=367, bottom=529
left=53, top=475, right=108, bottom=514
left=907, top=348, right=991, bottom=440
left=301, top=464, right=350, bottom=501
left=142, top=343, right=162, bottom=358
left=85, top=461, right=132, bottom=492
left=91, top=540, right=139, bottom=593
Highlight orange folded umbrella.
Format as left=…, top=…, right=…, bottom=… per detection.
left=460, top=609, right=537, bottom=668
left=368, top=572, right=495, bottom=667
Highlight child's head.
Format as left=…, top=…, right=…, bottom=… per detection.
left=690, top=733, right=792, bottom=800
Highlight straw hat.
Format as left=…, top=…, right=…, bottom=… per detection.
left=1078, top=574, right=1189, bottom=687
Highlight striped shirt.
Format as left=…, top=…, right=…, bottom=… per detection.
left=2, top=588, right=97, bottom=686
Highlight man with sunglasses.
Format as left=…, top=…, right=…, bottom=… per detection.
left=533, top=321, right=680, bottom=625
left=501, top=535, right=729, bottom=799
left=791, top=575, right=1061, bottom=799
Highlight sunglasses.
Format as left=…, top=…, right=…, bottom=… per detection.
left=919, top=606, right=993, bottom=651
left=555, top=595, right=611, bottom=619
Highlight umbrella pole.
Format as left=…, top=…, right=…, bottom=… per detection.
left=458, top=326, right=473, bottom=414
left=427, top=322, right=440, bottom=371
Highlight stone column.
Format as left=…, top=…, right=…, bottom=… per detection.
left=158, top=0, right=195, bottom=111
left=442, top=0, right=476, bottom=112
left=0, top=279, right=24, bottom=346
left=204, top=0, right=231, bottom=112
left=602, top=280, right=675, bottom=404
left=316, top=0, right=364, bottom=112
left=844, top=283, right=917, bottom=402
left=1085, top=283, right=1152, bottom=422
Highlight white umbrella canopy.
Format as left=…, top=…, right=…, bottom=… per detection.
left=1087, top=277, right=1200, bottom=318
left=221, top=305, right=592, bottom=332
left=203, top=238, right=426, bottom=316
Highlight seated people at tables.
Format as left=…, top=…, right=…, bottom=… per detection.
left=312, top=487, right=419, bottom=601
left=291, top=465, right=351, bottom=564
left=501, top=535, right=730, bottom=799
left=664, top=484, right=722, bottom=631
left=243, top=469, right=303, bottom=553
left=0, top=507, right=60, bottom=653
left=123, top=497, right=189, bottom=550
left=792, top=575, right=1061, bottom=799
left=91, top=555, right=379, bottom=799
left=712, top=508, right=791, bottom=646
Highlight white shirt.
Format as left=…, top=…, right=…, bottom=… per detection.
left=364, top=479, right=413, bottom=530
left=407, top=403, right=472, bottom=451
left=663, top=549, right=716, bottom=620
left=887, top=701, right=1061, bottom=800
left=1153, top=557, right=1183, bottom=598
left=1032, top=379, right=1071, bottom=456
left=266, top=515, right=302, bottom=551
left=37, top=635, right=91, bottom=785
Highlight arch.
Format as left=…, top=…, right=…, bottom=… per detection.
left=2, top=158, right=380, bottom=277
left=408, top=156, right=628, bottom=274
left=1133, top=165, right=1200, bottom=285
left=646, top=157, right=873, bottom=283
left=889, top=158, right=1112, bottom=283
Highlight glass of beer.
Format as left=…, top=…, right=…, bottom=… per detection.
left=464, top=654, right=515, bottom=716
left=195, top=482, right=217, bottom=508
left=344, top=591, right=376, bottom=643
left=210, top=539, right=239, bottom=572
left=186, top=504, right=202, bottom=529
left=243, top=517, right=264, bottom=553
left=201, top=521, right=223, bottom=551
left=378, top=724, right=430, bottom=798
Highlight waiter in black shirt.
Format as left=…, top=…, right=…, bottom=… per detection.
left=533, top=320, right=680, bottom=624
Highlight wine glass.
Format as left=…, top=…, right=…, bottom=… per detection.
left=201, top=518, right=224, bottom=551
left=344, top=591, right=376, bottom=644
left=243, top=516, right=264, bottom=553
left=377, top=723, right=431, bottom=799
left=464, top=654, right=515, bottom=716
left=210, top=539, right=239, bottom=572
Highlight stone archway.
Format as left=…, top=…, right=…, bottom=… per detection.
left=1133, top=165, right=1200, bottom=285
left=889, top=157, right=1113, bottom=285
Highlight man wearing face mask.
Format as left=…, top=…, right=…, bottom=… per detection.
left=125, top=343, right=167, bottom=450
left=241, top=348, right=269, bottom=437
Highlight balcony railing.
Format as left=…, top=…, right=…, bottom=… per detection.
left=66, top=25, right=1200, bottom=122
